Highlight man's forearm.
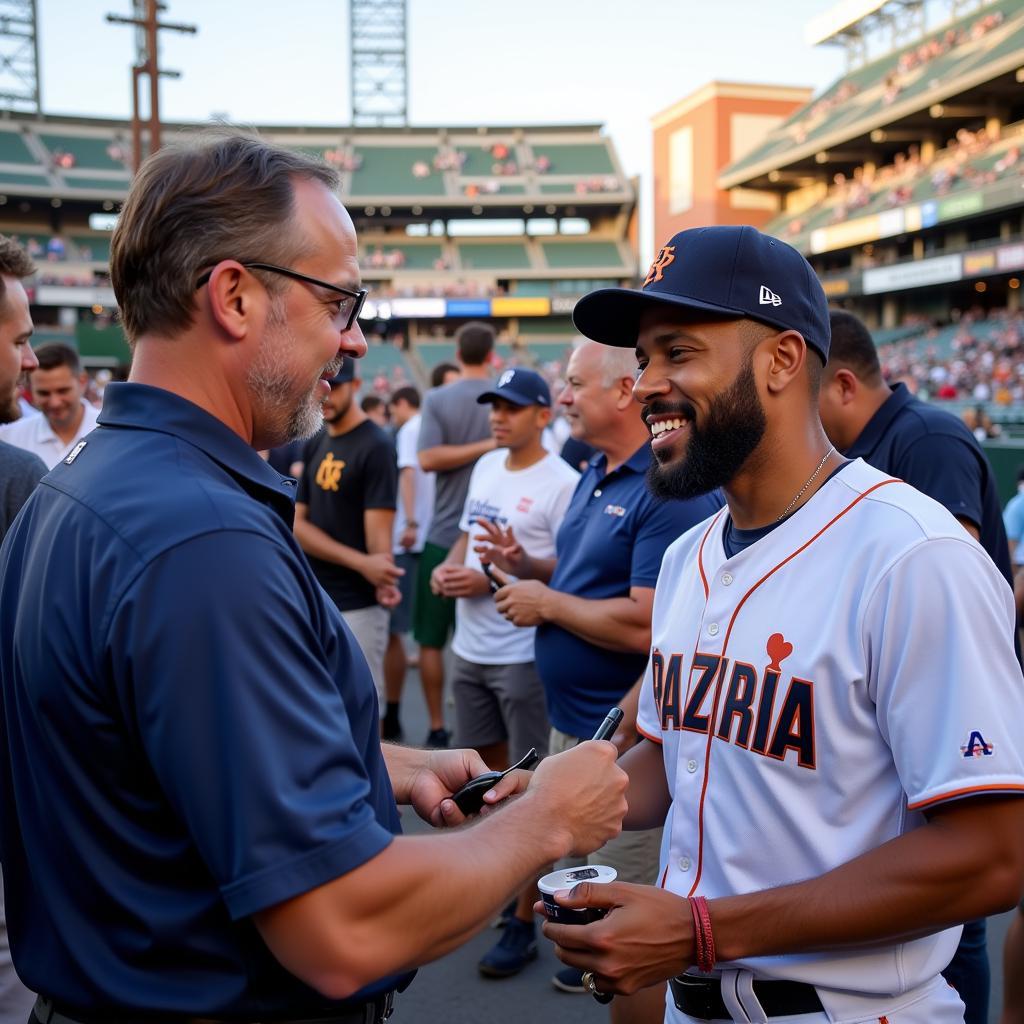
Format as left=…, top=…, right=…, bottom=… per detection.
left=293, top=517, right=365, bottom=572
left=619, top=738, right=670, bottom=830
left=712, top=797, right=1024, bottom=963
left=399, top=468, right=417, bottom=526
left=540, top=590, right=650, bottom=653
left=518, top=552, right=556, bottom=583
left=419, top=438, right=494, bottom=473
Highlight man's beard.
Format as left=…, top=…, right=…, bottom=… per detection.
left=248, top=302, right=340, bottom=445
left=0, top=387, right=20, bottom=425
left=645, top=356, right=766, bottom=501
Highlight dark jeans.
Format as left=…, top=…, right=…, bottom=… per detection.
left=941, top=917, right=989, bottom=1024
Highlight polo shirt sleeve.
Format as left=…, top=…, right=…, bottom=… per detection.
left=105, top=530, right=395, bottom=920
left=897, top=434, right=984, bottom=530
left=629, top=495, right=697, bottom=589
left=863, top=535, right=1024, bottom=810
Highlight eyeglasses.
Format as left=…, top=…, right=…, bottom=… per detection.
left=196, top=261, right=368, bottom=333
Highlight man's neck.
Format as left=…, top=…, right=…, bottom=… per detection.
left=51, top=403, right=85, bottom=446
left=505, top=437, right=548, bottom=471
left=459, top=364, right=491, bottom=380
left=596, top=421, right=649, bottom=474
left=327, top=407, right=367, bottom=437
left=724, top=423, right=839, bottom=530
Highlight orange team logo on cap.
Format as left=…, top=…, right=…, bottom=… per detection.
left=643, top=245, right=676, bottom=287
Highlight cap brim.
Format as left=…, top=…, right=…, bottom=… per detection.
left=572, top=288, right=745, bottom=348
left=476, top=390, right=542, bottom=406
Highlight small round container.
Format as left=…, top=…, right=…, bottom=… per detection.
left=538, top=865, right=617, bottom=924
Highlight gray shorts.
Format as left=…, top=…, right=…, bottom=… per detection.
left=549, top=724, right=663, bottom=883
left=340, top=604, right=389, bottom=707
left=389, top=552, right=419, bottom=635
left=451, top=654, right=550, bottom=762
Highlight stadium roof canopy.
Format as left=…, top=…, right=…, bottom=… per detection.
left=718, top=0, right=1024, bottom=190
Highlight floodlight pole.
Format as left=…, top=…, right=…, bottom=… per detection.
left=106, top=0, right=196, bottom=171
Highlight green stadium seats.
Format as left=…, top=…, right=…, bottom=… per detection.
left=0, top=172, right=49, bottom=188
left=39, top=133, right=126, bottom=172
left=357, top=344, right=411, bottom=380
left=529, top=143, right=614, bottom=175
left=362, top=242, right=444, bottom=271
left=348, top=146, right=447, bottom=197
left=417, top=342, right=458, bottom=369
left=61, top=177, right=129, bottom=192
left=540, top=240, right=625, bottom=270
left=70, top=235, right=112, bottom=262
left=458, top=242, right=531, bottom=271
left=0, top=131, right=38, bottom=165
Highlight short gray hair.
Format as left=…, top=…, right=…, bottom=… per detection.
left=572, top=338, right=638, bottom=387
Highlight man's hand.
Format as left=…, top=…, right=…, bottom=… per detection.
left=403, top=748, right=531, bottom=828
left=360, top=552, right=404, bottom=588
left=399, top=524, right=418, bottom=551
left=526, top=741, right=627, bottom=858
left=376, top=584, right=402, bottom=609
left=494, top=579, right=551, bottom=627
left=539, top=882, right=692, bottom=996
left=473, top=519, right=527, bottom=577
left=431, top=563, right=490, bottom=599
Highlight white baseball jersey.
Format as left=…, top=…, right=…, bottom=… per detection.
left=637, top=458, right=1024, bottom=1016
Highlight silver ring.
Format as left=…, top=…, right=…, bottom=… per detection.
left=582, top=970, right=597, bottom=994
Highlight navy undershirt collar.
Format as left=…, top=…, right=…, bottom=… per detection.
left=722, top=460, right=851, bottom=558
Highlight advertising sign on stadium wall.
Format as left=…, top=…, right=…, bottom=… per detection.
left=551, top=296, right=580, bottom=315
left=997, top=244, right=1024, bottom=273
left=862, top=254, right=962, bottom=295
left=37, top=285, right=117, bottom=308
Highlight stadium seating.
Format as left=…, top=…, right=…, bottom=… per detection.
left=38, top=133, right=127, bottom=172
left=540, top=240, right=626, bottom=270
left=349, top=146, right=449, bottom=197
left=0, top=130, right=39, bottom=165
left=527, top=143, right=615, bottom=175
left=458, top=241, right=532, bottom=271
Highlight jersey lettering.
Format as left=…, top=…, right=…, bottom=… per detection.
left=716, top=661, right=757, bottom=748
left=681, top=653, right=719, bottom=733
left=653, top=638, right=816, bottom=769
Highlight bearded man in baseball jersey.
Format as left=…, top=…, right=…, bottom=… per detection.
left=542, top=226, right=1024, bottom=1024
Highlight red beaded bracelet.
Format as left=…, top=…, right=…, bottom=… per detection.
left=689, top=895, right=716, bottom=974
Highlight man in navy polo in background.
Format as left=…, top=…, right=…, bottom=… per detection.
left=0, top=134, right=629, bottom=1024
left=818, top=308, right=1014, bottom=1024
left=479, top=338, right=720, bottom=1021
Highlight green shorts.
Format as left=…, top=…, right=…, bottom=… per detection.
left=412, top=540, right=456, bottom=649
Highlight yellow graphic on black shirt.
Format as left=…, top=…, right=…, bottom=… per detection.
left=315, top=452, right=346, bottom=492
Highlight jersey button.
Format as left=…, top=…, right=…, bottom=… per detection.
left=678, top=856, right=691, bottom=871
left=687, top=759, right=698, bottom=773
left=721, top=572, right=733, bottom=586
left=707, top=623, right=719, bottom=637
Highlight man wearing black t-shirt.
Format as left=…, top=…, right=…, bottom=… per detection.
left=295, top=358, right=401, bottom=704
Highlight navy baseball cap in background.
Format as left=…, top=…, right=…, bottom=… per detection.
left=572, top=225, right=831, bottom=362
left=326, top=356, right=357, bottom=385
left=477, top=367, right=551, bottom=407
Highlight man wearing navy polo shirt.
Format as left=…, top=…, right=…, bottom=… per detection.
left=0, top=134, right=628, bottom=1024
left=818, top=309, right=1014, bottom=1024
left=483, top=339, right=720, bottom=1016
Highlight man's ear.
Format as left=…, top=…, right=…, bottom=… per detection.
left=203, top=261, right=264, bottom=342
left=831, top=366, right=860, bottom=405
left=614, top=374, right=635, bottom=410
left=764, top=330, right=807, bottom=396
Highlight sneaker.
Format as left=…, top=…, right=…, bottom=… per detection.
left=491, top=898, right=517, bottom=928
left=478, top=917, right=537, bottom=978
left=551, top=966, right=587, bottom=993
left=425, top=727, right=450, bottom=748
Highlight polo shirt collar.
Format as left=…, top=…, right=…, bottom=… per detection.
left=590, top=442, right=650, bottom=478
left=98, top=382, right=298, bottom=510
left=845, top=383, right=912, bottom=460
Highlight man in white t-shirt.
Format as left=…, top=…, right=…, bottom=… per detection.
left=382, top=386, right=436, bottom=741
left=0, top=343, right=99, bottom=469
left=431, top=367, right=578, bottom=980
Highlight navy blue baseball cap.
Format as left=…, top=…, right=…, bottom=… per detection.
left=572, top=225, right=831, bottom=362
left=476, top=367, right=551, bottom=407
left=326, top=356, right=357, bottom=385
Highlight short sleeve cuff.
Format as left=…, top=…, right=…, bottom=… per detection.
left=221, top=816, right=395, bottom=919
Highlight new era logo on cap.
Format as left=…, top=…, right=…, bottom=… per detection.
left=570, top=226, right=831, bottom=362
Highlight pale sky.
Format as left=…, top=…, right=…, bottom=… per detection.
left=38, top=0, right=850, bottom=254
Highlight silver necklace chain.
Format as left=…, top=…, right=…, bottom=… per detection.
left=777, top=446, right=835, bottom=522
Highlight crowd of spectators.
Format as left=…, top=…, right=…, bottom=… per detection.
left=879, top=310, right=1024, bottom=431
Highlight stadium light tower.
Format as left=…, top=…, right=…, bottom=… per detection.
left=106, top=0, right=196, bottom=171
left=350, top=0, right=408, bottom=127
left=0, top=0, right=41, bottom=113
